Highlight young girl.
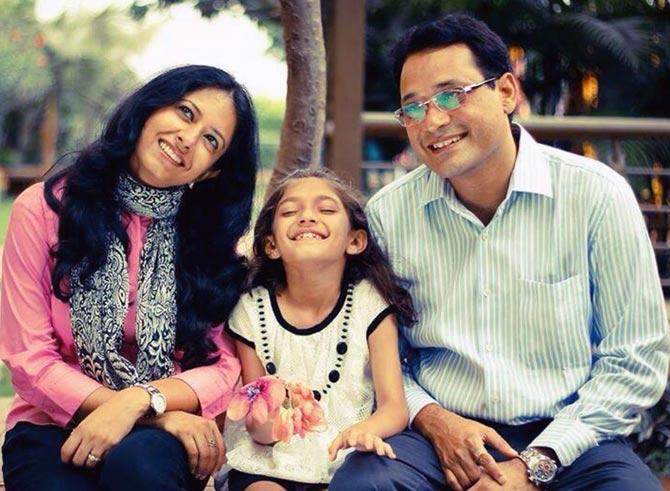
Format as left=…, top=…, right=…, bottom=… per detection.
left=223, top=168, right=415, bottom=490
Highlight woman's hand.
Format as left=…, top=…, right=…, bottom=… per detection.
left=147, top=410, right=226, bottom=480
left=328, top=423, right=397, bottom=461
left=60, top=386, right=149, bottom=468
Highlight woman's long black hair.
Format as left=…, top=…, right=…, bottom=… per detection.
left=44, top=65, right=258, bottom=369
left=248, top=168, right=416, bottom=327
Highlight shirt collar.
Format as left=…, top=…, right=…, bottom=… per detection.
left=420, top=167, right=447, bottom=207
left=508, top=124, right=553, bottom=199
left=420, top=123, right=553, bottom=208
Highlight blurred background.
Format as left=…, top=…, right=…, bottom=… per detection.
left=2, top=0, right=669, bottom=230
left=1, top=0, right=670, bottom=477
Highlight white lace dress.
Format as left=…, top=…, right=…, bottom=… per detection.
left=224, top=279, right=393, bottom=484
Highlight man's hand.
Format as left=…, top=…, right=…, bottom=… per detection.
left=469, top=459, right=538, bottom=490
left=413, top=404, right=518, bottom=491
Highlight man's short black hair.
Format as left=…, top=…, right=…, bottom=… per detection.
left=391, top=13, right=513, bottom=88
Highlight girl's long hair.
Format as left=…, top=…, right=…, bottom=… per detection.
left=248, top=168, right=416, bottom=327
left=44, top=65, right=259, bottom=369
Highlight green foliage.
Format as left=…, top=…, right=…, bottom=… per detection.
left=365, top=0, right=670, bottom=117
left=42, top=8, right=150, bottom=149
left=0, top=364, right=13, bottom=398
left=254, top=96, right=285, bottom=169
left=130, top=0, right=284, bottom=54
left=131, top=0, right=282, bottom=21
left=255, top=97, right=284, bottom=144
left=0, top=0, right=51, bottom=120
left=1, top=5, right=149, bottom=166
left=0, top=196, right=14, bottom=245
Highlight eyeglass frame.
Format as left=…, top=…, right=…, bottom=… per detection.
left=393, top=76, right=500, bottom=127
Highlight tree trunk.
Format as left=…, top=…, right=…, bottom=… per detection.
left=264, top=0, right=326, bottom=199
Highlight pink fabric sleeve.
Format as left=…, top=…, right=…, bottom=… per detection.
left=0, top=187, right=102, bottom=427
left=173, top=324, right=241, bottom=419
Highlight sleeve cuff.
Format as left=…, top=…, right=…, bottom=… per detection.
left=404, top=379, right=439, bottom=426
left=529, top=417, right=599, bottom=466
left=174, top=355, right=241, bottom=419
left=37, top=363, right=103, bottom=427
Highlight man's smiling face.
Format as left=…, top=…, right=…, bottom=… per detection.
left=400, top=43, right=516, bottom=182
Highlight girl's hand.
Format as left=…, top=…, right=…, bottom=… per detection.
left=60, top=387, right=149, bottom=467
left=147, top=410, right=226, bottom=480
left=328, top=424, right=397, bottom=461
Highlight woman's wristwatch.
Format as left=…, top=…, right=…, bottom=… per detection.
left=136, top=383, right=167, bottom=416
left=517, top=448, right=558, bottom=486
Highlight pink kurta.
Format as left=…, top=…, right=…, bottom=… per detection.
left=0, top=183, right=241, bottom=431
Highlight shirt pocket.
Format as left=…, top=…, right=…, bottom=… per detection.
left=512, top=274, right=591, bottom=370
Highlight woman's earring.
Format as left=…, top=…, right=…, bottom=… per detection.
left=188, top=182, right=194, bottom=189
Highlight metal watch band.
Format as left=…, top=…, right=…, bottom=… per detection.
left=136, top=383, right=166, bottom=416
left=518, top=448, right=558, bottom=486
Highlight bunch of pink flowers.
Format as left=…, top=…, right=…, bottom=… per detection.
left=228, top=376, right=326, bottom=443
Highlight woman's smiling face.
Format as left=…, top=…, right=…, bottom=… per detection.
left=129, top=87, right=237, bottom=188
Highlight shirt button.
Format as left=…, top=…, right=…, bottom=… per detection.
left=482, top=287, right=491, bottom=297
left=491, top=395, right=500, bottom=404
left=485, top=343, right=493, bottom=352
left=481, top=232, right=489, bottom=241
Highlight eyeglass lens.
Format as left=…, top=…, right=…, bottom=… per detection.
left=402, top=90, right=462, bottom=124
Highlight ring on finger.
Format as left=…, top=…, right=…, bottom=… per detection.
left=86, top=453, right=102, bottom=464
left=474, top=448, right=488, bottom=465
left=206, top=437, right=217, bottom=448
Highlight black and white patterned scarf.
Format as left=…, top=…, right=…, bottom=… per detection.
left=69, top=173, right=185, bottom=390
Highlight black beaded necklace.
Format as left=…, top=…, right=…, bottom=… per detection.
left=256, top=283, right=354, bottom=401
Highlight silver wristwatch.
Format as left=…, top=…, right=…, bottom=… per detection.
left=136, top=383, right=167, bottom=417
left=517, top=448, right=558, bottom=486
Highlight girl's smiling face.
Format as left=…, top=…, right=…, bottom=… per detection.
left=129, top=87, right=237, bottom=188
left=265, top=177, right=367, bottom=270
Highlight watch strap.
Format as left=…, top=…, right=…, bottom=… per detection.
left=518, top=448, right=558, bottom=486
left=136, top=383, right=165, bottom=416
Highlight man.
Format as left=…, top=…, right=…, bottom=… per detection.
left=330, top=13, right=670, bottom=491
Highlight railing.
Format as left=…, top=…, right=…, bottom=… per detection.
left=2, top=164, right=49, bottom=196
left=359, top=113, right=670, bottom=288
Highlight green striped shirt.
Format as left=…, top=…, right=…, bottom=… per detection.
left=366, top=125, right=670, bottom=465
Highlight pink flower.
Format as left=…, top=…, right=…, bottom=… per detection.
left=227, top=376, right=286, bottom=426
left=299, top=400, right=326, bottom=432
left=285, top=382, right=326, bottom=435
left=230, top=377, right=327, bottom=442
left=288, top=382, right=313, bottom=407
left=292, top=407, right=305, bottom=438
left=271, top=406, right=295, bottom=443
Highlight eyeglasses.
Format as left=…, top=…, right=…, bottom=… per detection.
left=394, top=77, right=498, bottom=127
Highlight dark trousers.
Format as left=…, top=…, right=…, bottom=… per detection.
left=329, top=419, right=662, bottom=491
left=2, top=422, right=207, bottom=491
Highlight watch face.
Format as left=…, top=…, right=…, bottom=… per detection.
left=533, top=459, right=557, bottom=483
left=152, top=394, right=167, bottom=415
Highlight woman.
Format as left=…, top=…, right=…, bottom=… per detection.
left=0, top=65, right=258, bottom=490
